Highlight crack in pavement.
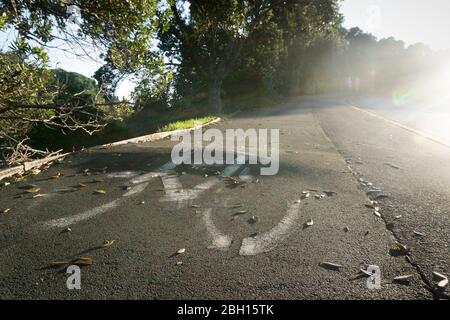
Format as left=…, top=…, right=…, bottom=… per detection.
left=312, top=110, right=442, bottom=300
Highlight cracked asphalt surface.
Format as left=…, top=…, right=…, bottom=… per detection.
left=0, top=96, right=448, bottom=299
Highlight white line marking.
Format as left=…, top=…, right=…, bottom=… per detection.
left=239, top=202, right=302, bottom=256
left=123, top=182, right=150, bottom=197
left=130, top=161, right=176, bottom=184
left=41, top=199, right=121, bottom=229
left=130, top=172, right=159, bottom=184
left=194, top=179, right=218, bottom=191
left=107, top=171, right=141, bottom=179
left=221, top=164, right=242, bottom=177
left=38, top=162, right=174, bottom=230
left=203, top=208, right=232, bottom=250
left=159, top=162, right=178, bottom=172
left=159, top=171, right=188, bottom=202
left=159, top=178, right=220, bottom=202
left=160, top=163, right=243, bottom=203
left=220, top=154, right=246, bottom=177
left=351, top=105, right=450, bottom=149
left=239, top=167, right=253, bottom=183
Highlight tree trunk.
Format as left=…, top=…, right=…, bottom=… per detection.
left=208, top=80, right=223, bottom=114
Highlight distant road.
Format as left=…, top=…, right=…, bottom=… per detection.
left=1, top=96, right=448, bottom=299
left=349, top=96, right=450, bottom=147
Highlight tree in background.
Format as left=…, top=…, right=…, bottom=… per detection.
left=0, top=0, right=159, bottom=164
left=152, top=0, right=343, bottom=113
left=2, top=0, right=447, bottom=165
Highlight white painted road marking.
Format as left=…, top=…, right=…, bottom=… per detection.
left=351, top=105, right=450, bottom=149
left=38, top=161, right=243, bottom=230
left=220, top=154, right=246, bottom=177
left=123, top=182, right=150, bottom=197
left=38, top=163, right=174, bottom=230
left=159, top=172, right=187, bottom=201
left=160, top=162, right=244, bottom=203
left=37, top=156, right=304, bottom=257
left=203, top=208, right=233, bottom=250
left=107, top=171, right=141, bottom=179
left=41, top=199, right=121, bottom=229
left=239, top=201, right=302, bottom=256
left=239, top=167, right=253, bottom=183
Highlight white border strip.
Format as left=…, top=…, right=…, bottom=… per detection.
left=351, top=105, right=450, bottom=149
left=0, top=153, right=70, bottom=182
left=0, top=117, right=222, bottom=182
left=97, top=117, right=222, bottom=148
left=203, top=208, right=233, bottom=250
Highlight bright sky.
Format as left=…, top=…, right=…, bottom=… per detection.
left=340, top=0, right=450, bottom=50
left=2, top=1, right=449, bottom=98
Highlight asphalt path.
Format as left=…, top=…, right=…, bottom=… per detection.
left=1, top=96, right=447, bottom=299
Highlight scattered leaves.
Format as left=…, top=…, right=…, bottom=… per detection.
left=47, top=173, right=61, bottom=180
left=405, top=255, right=414, bottom=264
left=51, top=260, right=70, bottom=267
left=29, top=168, right=41, bottom=175
left=386, top=220, right=396, bottom=230
left=58, top=188, right=77, bottom=193
left=13, top=176, right=25, bottom=182
left=21, top=184, right=38, bottom=190
left=413, top=231, right=425, bottom=237
left=320, top=261, right=342, bottom=270
left=359, top=269, right=373, bottom=277
left=300, top=192, right=310, bottom=200
left=225, top=176, right=245, bottom=188
left=304, top=219, right=314, bottom=228
left=24, top=187, right=41, bottom=194
left=438, top=278, right=449, bottom=288
left=393, top=275, right=413, bottom=284
left=72, top=257, right=93, bottom=266
left=94, top=189, right=107, bottom=195
left=102, top=240, right=116, bottom=247
left=384, top=162, right=400, bottom=170
left=233, top=210, right=248, bottom=217
left=433, top=272, right=448, bottom=288
left=374, top=194, right=389, bottom=201
left=395, top=241, right=410, bottom=254
left=248, top=216, right=258, bottom=225
left=433, top=272, right=447, bottom=281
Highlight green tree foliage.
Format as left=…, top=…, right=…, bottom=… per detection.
left=0, top=42, right=54, bottom=154
left=0, top=46, right=105, bottom=162
left=0, top=0, right=159, bottom=163
left=2, top=0, right=447, bottom=163
left=1, top=1, right=158, bottom=66
left=148, top=0, right=343, bottom=113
